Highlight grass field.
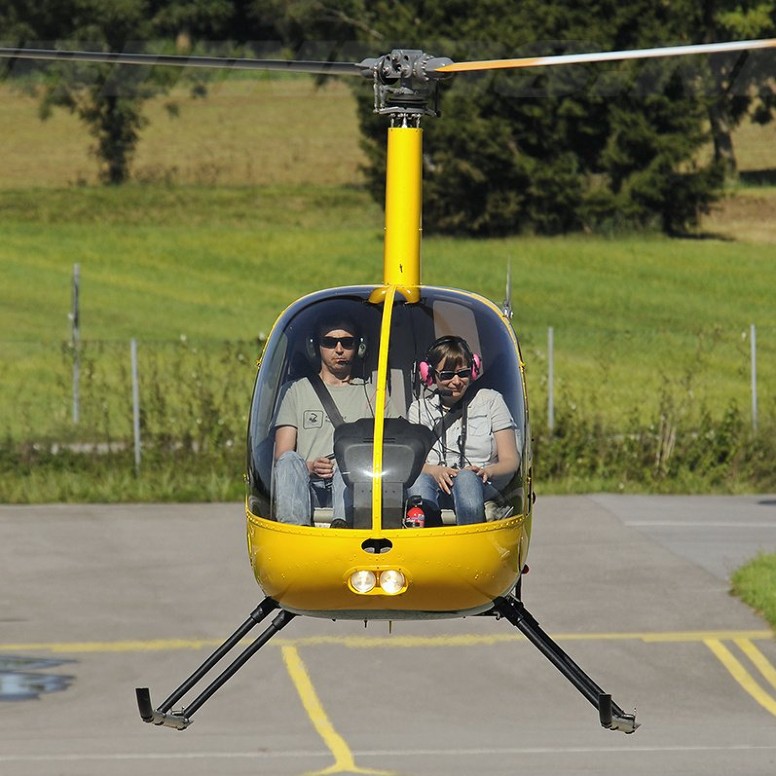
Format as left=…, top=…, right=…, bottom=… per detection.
left=1, top=76, right=776, bottom=499
left=3, top=189, right=776, bottom=432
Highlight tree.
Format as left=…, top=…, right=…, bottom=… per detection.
left=274, top=0, right=757, bottom=235
left=685, top=0, right=776, bottom=181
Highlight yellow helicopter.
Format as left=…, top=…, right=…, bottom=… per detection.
left=4, top=35, right=776, bottom=737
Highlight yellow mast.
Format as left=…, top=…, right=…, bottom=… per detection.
left=382, top=124, right=422, bottom=301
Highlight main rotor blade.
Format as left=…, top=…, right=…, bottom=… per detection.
left=0, top=47, right=364, bottom=76
left=436, top=37, right=776, bottom=73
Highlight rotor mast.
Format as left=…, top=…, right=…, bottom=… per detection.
left=383, top=122, right=422, bottom=296
left=362, top=51, right=451, bottom=300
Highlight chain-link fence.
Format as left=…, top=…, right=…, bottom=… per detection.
left=515, top=323, right=776, bottom=430
left=0, top=337, right=260, bottom=449
left=2, top=325, right=774, bottom=442
left=2, top=326, right=774, bottom=493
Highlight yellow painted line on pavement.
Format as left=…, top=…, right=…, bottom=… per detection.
left=281, top=645, right=396, bottom=776
left=0, top=638, right=225, bottom=654
left=287, top=630, right=773, bottom=648
left=0, top=629, right=772, bottom=654
left=736, top=638, right=776, bottom=691
left=705, top=639, right=776, bottom=718
left=639, top=630, right=772, bottom=644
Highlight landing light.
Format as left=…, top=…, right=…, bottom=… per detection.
left=349, top=569, right=407, bottom=595
left=379, top=569, right=406, bottom=595
left=350, top=570, right=376, bottom=593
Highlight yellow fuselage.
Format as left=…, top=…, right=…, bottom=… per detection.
left=246, top=511, right=530, bottom=618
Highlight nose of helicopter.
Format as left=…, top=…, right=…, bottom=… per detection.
left=245, top=511, right=530, bottom=619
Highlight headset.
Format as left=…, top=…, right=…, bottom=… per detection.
left=418, top=335, right=482, bottom=387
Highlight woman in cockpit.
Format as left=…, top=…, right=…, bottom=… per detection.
left=407, top=335, right=520, bottom=525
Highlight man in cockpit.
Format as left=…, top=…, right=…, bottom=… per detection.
left=272, top=315, right=396, bottom=526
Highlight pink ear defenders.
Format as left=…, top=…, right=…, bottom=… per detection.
left=418, top=335, right=482, bottom=387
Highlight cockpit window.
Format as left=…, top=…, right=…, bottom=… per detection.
left=247, top=287, right=528, bottom=528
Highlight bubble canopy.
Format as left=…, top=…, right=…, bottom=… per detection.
left=246, top=285, right=530, bottom=528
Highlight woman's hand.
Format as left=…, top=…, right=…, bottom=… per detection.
left=427, top=463, right=458, bottom=494
left=464, top=464, right=491, bottom=483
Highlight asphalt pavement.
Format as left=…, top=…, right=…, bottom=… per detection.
left=1, top=495, right=775, bottom=776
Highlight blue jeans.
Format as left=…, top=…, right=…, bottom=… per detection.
left=407, top=468, right=498, bottom=525
left=273, top=451, right=347, bottom=525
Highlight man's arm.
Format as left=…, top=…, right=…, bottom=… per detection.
left=274, top=424, right=334, bottom=479
left=274, top=425, right=298, bottom=460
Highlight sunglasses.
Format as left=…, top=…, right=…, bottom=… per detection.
left=320, top=336, right=356, bottom=349
left=435, top=367, right=472, bottom=381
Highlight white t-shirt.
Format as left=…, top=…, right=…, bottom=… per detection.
left=408, top=388, right=516, bottom=468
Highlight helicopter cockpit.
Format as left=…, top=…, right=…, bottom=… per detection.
left=247, top=285, right=531, bottom=530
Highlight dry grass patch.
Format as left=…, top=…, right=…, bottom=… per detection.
left=703, top=189, right=776, bottom=243
left=0, top=77, right=365, bottom=188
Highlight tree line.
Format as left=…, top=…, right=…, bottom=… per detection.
left=1, top=0, right=775, bottom=235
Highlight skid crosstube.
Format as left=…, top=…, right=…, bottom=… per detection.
left=135, top=597, right=294, bottom=730
left=493, top=595, right=638, bottom=734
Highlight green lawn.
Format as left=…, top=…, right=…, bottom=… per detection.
left=2, top=185, right=775, bottom=439
left=732, top=554, right=776, bottom=630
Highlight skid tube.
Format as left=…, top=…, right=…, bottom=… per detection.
left=135, top=597, right=294, bottom=730
left=493, top=595, right=638, bottom=734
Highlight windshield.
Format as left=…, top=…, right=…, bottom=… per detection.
left=247, top=285, right=529, bottom=528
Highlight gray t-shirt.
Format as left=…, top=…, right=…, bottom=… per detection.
left=275, top=377, right=398, bottom=461
left=408, top=388, right=516, bottom=468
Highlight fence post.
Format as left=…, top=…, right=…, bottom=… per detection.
left=750, top=323, right=758, bottom=433
left=131, top=338, right=141, bottom=473
left=70, top=263, right=80, bottom=424
left=548, top=326, right=555, bottom=433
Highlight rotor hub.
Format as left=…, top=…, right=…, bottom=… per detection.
left=359, top=49, right=453, bottom=120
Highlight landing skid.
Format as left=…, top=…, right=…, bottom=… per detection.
left=492, top=595, right=639, bottom=733
left=135, top=594, right=637, bottom=734
left=136, top=598, right=293, bottom=730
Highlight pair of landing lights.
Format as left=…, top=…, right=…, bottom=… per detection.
left=349, top=568, right=407, bottom=595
